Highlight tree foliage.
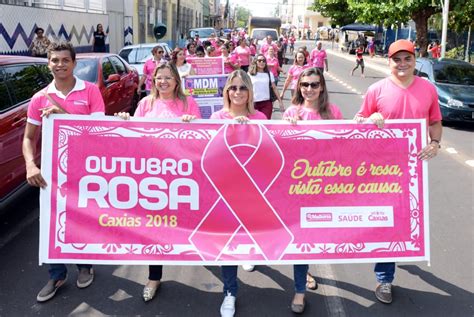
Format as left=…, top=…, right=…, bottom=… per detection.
left=309, top=0, right=357, bottom=27
left=236, top=6, right=251, bottom=28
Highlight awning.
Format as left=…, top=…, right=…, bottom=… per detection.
left=340, top=23, right=377, bottom=32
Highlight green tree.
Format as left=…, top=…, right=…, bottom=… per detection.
left=236, top=6, right=251, bottom=28
left=309, top=0, right=357, bottom=27
left=346, top=0, right=440, bottom=56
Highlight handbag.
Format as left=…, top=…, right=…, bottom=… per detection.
left=267, top=72, right=278, bottom=102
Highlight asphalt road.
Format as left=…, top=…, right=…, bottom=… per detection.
left=0, top=40, right=473, bottom=317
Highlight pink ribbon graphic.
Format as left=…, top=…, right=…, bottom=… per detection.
left=189, top=124, right=293, bottom=260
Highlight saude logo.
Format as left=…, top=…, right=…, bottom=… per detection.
left=306, top=213, right=332, bottom=222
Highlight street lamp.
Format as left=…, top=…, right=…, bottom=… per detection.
left=432, top=0, right=450, bottom=58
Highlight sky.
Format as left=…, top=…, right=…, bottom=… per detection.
left=231, top=0, right=280, bottom=17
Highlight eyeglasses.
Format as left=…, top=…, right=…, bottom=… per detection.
left=257, top=59, right=266, bottom=63
left=300, top=81, right=321, bottom=89
left=228, top=85, right=249, bottom=92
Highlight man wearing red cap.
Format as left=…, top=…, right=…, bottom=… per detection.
left=354, top=39, right=443, bottom=304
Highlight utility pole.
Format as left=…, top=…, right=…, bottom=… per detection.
left=440, top=0, right=449, bottom=58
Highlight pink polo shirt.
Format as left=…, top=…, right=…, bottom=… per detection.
left=310, top=49, right=327, bottom=68
left=260, top=43, right=278, bottom=55
left=142, top=58, right=161, bottom=91
left=134, top=95, right=202, bottom=119
left=223, top=53, right=239, bottom=74
left=283, top=103, right=343, bottom=120
left=210, top=109, right=268, bottom=120
left=27, top=77, right=105, bottom=125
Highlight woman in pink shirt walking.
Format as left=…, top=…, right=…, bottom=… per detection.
left=116, top=62, right=201, bottom=302
left=234, top=38, right=251, bottom=72
left=280, top=51, right=308, bottom=99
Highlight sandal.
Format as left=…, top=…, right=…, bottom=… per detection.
left=143, top=280, right=161, bottom=302
left=306, top=272, right=318, bottom=290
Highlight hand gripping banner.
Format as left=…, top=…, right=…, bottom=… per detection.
left=189, top=124, right=294, bottom=260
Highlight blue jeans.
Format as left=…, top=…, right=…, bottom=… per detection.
left=221, top=265, right=309, bottom=296
left=49, top=264, right=92, bottom=281
left=374, top=262, right=395, bottom=283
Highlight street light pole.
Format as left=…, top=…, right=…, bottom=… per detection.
left=440, top=0, right=449, bottom=58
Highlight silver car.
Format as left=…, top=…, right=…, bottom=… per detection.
left=118, top=43, right=172, bottom=76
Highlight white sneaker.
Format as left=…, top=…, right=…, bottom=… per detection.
left=220, top=292, right=236, bottom=317
left=242, top=264, right=255, bottom=272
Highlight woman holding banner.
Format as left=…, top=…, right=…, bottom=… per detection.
left=115, top=61, right=201, bottom=302
left=171, top=48, right=196, bottom=79
left=211, top=70, right=266, bottom=121
left=248, top=54, right=284, bottom=119
left=282, top=67, right=343, bottom=313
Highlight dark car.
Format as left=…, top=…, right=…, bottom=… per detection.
left=415, top=58, right=474, bottom=123
left=74, top=53, right=140, bottom=115
left=0, top=56, right=52, bottom=208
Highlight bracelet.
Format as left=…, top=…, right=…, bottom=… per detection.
left=430, top=139, right=441, bottom=148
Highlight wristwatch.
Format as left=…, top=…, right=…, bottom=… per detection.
left=430, top=139, right=441, bottom=148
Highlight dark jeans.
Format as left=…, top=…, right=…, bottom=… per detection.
left=221, top=264, right=308, bottom=296
left=374, top=262, right=395, bottom=283
left=149, top=265, right=163, bottom=281
left=49, top=264, right=92, bottom=280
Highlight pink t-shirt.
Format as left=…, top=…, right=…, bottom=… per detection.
left=234, top=46, right=251, bottom=66
left=27, top=78, right=105, bottom=125
left=283, top=103, right=343, bottom=120
left=260, top=43, right=278, bottom=55
left=223, top=53, right=239, bottom=74
left=310, top=48, right=327, bottom=68
left=134, top=96, right=202, bottom=119
left=143, top=58, right=161, bottom=91
left=357, top=77, right=442, bottom=124
left=266, top=56, right=280, bottom=78
left=288, top=64, right=309, bottom=89
left=210, top=109, right=267, bottom=120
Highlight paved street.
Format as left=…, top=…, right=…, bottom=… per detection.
left=0, top=40, right=473, bottom=317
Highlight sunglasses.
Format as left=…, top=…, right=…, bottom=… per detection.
left=300, top=81, right=321, bottom=89
left=157, top=51, right=164, bottom=54
left=257, top=59, right=266, bottom=63
left=228, top=85, right=249, bottom=92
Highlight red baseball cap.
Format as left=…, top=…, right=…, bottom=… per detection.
left=388, top=39, right=415, bottom=58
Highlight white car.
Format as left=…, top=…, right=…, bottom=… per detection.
left=118, top=43, right=172, bottom=76
left=188, top=27, right=218, bottom=42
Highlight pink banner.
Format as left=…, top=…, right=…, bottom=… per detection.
left=39, top=116, right=429, bottom=265
left=187, top=57, right=224, bottom=75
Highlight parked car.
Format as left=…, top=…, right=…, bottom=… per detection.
left=74, top=53, right=140, bottom=115
left=415, top=58, right=474, bottom=123
left=0, top=56, right=52, bottom=208
left=118, top=43, right=172, bottom=76
left=188, top=27, right=218, bottom=42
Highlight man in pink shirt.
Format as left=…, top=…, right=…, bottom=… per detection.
left=260, top=35, right=278, bottom=56
left=310, top=41, right=328, bottom=73
left=23, top=41, right=105, bottom=303
left=355, top=39, right=442, bottom=305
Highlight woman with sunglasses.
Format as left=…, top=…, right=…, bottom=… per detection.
left=116, top=62, right=201, bottom=302
left=282, top=68, right=342, bottom=314
left=138, top=45, right=167, bottom=96
left=215, top=70, right=268, bottom=317
left=280, top=51, right=309, bottom=100
left=248, top=54, right=284, bottom=119
left=170, top=47, right=196, bottom=79
left=211, top=70, right=266, bottom=121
